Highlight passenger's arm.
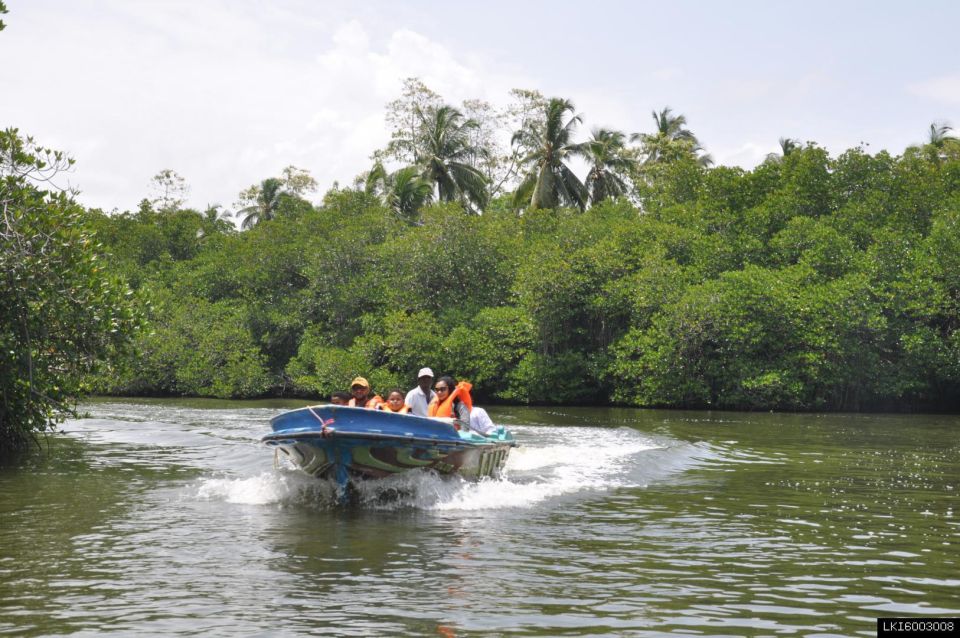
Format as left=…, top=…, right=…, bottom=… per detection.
left=453, top=400, right=471, bottom=430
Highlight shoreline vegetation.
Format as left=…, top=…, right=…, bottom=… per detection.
left=4, top=74, right=960, bottom=449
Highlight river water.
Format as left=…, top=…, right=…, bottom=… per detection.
left=1, top=400, right=957, bottom=637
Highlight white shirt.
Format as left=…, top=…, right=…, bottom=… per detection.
left=469, top=407, right=497, bottom=435
left=405, top=386, right=436, bottom=417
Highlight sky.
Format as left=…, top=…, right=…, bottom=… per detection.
left=1, top=0, right=958, bottom=213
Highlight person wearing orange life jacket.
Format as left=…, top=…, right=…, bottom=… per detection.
left=347, top=377, right=383, bottom=409
left=379, top=389, right=411, bottom=414
left=427, top=376, right=472, bottom=429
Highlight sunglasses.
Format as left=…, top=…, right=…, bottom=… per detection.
left=435, top=386, right=449, bottom=392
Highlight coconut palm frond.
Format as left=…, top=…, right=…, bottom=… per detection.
left=413, top=104, right=490, bottom=211
left=514, top=97, right=587, bottom=212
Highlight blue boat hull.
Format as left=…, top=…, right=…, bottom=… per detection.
left=262, top=406, right=516, bottom=488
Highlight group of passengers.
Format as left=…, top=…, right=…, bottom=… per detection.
left=328, top=367, right=497, bottom=435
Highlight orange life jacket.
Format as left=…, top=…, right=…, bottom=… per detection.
left=380, top=403, right=410, bottom=414
left=428, top=381, right=473, bottom=418
left=349, top=394, right=383, bottom=409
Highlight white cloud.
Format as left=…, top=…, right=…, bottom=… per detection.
left=713, top=142, right=772, bottom=169
left=2, top=2, right=948, bottom=212
left=908, top=74, right=960, bottom=105
left=651, top=67, right=682, bottom=82
left=331, top=19, right=371, bottom=51
left=0, top=6, right=531, bottom=212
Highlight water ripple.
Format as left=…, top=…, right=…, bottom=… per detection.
left=0, top=401, right=957, bottom=636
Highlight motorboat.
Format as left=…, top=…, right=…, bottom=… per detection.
left=262, top=405, right=517, bottom=499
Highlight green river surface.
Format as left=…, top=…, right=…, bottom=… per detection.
left=0, top=399, right=957, bottom=637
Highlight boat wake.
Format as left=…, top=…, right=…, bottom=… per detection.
left=194, top=424, right=672, bottom=511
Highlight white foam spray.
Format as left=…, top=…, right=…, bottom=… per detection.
left=192, top=425, right=663, bottom=511
left=195, top=471, right=333, bottom=505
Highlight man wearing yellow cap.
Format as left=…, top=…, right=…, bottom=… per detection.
left=347, top=377, right=383, bottom=409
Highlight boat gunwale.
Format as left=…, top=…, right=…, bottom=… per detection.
left=266, top=405, right=517, bottom=447
left=262, top=429, right=516, bottom=447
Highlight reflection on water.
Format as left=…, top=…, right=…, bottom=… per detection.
left=0, top=400, right=957, bottom=636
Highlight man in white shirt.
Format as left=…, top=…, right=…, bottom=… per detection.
left=405, top=367, right=436, bottom=417
left=468, top=407, right=497, bottom=435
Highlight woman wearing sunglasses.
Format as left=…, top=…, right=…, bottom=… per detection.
left=427, top=375, right=473, bottom=430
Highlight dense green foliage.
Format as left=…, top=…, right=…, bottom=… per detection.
left=5, top=56, right=958, bottom=413
left=1, top=129, right=141, bottom=452
left=84, top=135, right=960, bottom=412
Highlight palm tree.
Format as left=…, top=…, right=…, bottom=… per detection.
left=195, top=204, right=234, bottom=236
left=652, top=107, right=697, bottom=142
left=907, top=122, right=960, bottom=163
left=235, top=177, right=283, bottom=230
left=512, top=97, right=587, bottom=211
left=926, top=122, right=960, bottom=162
left=364, top=161, right=390, bottom=197
left=414, top=105, right=489, bottom=212
left=203, top=204, right=223, bottom=222
left=765, top=137, right=800, bottom=163
left=632, top=106, right=710, bottom=166
left=388, top=167, right=434, bottom=221
left=365, top=162, right=433, bottom=222
left=575, top=128, right=634, bottom=206
left=928, top=122, right=954, bottom=146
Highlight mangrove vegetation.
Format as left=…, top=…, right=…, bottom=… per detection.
left=4, top=74, right=960, bottom=450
